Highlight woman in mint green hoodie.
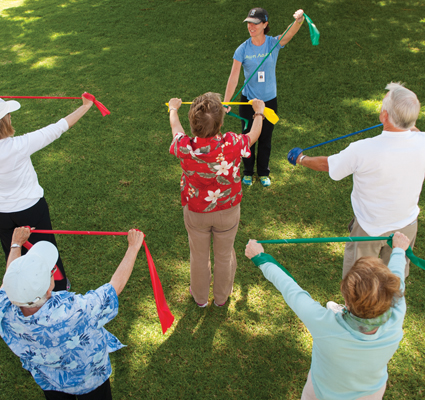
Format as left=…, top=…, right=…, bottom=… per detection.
left=245, top=232, right=409, bottom=400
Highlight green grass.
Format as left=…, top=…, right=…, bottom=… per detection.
left=0, top=0, right=424, bottom=398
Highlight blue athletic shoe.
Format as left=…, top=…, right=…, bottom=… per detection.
left=242, top=175, right=253, bottom=186
left=260, top=176, right=271, bottom=187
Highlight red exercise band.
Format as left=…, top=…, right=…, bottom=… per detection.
left=22, top=240, right=64, bottom=281
left=0, top=92, right=110, bottom=117
left=29, top=228, right=174, bottom=334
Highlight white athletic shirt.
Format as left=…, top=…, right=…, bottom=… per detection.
left=0, top=119, right=69, bottom=212
left=328, top=130, right=425, bottom=236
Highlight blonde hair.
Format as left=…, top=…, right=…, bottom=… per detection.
left=341, top=257, right=403, bottom=319
left=188, top=92, right=225, bottom=138
left=0, top=114, right=15, bottom=139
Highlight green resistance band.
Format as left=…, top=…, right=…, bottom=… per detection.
left=257, top=235, right=425, bottom=271
left=230, top=20, right=294, bottom=103
left=227, top=13, right=320, bottom=127
left=230, top=12, right=319, bottom=103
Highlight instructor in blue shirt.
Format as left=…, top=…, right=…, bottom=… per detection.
left=224, top=7, right=305, bottom=187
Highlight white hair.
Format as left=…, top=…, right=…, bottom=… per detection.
left=381, top=82, right=420, bottom=129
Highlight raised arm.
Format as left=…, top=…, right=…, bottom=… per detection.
left=109, top=229, right=145, bottom=296
left=5, top=227, right=31, bottom=270
left=279, top=9, right=305, bottom=46
left=168, top=98, right=184, bottom=137
left=245, top=99, right=265, bottom=146
left=245, top=239, right=332, bottom=336
left=64, top=94, right=94, bottom=128
left=223, top=59, right=242, bottom=114
left=296, top=152, right=329, bottom=172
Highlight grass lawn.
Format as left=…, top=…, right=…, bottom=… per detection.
left=0, top=0, right=424, bottom=398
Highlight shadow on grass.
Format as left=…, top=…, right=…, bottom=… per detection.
left=0, top=0, right=424, bottom=398
left=112, top=300, right=310, bottom=399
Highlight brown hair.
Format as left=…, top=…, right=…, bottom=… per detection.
left=0, top=114, right=15, bottom=139
left=188, top=92, right=224, bottom=138
left=264, top=23, right=270, bottom=35
left=341, top=257, right=404, bottom=319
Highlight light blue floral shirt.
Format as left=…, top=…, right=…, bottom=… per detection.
left=0, top=283, right=124, bottom=395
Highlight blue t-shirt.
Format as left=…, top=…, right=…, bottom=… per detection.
left=0, top=283, right=124, bottom=395
left=233, top=35, right=284, bottom=102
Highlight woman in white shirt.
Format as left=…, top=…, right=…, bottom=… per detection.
left=0, top=95, right=93, bottom=290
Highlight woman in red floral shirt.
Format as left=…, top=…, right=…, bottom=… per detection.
left=169, top=92, right=265, bottom=307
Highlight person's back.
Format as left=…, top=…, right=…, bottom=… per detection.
left=0, top=283, right=122, bottom=394
left=328, top=129, right=425, bottom=235
left=0, top=227, right=144, bottom=399
left=245, top=232, right=409, bottom=400
left=309, top=295, right=404, bottom=399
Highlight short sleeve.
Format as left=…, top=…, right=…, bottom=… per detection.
left=169, top=132, right=189, bottom=158
left=233, top=42, right=245, bottom=63
left=328, top=143, right=357, bottom=181
left=0, top=289, right=10, bottom=335
left=77, top=283, right=119, bottom=329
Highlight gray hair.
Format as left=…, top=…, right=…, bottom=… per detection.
left=381, top=82, right=420, bottom=129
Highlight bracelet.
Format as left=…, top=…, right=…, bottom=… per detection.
left=299, top=155, right=306, bottom=165
left=253, top=113, right=265, bottom=120
left=10, top=243, right=21, bottom=249
left=169, top=107, right=178, bottom=112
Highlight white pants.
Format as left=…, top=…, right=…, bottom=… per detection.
left=301, top=371, right=386, bottom=400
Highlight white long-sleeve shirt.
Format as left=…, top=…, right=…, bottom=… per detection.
left=0, top=119, right=69, bottom=212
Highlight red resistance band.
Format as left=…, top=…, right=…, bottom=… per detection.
left=29, top=229, right=174, bottom=334
left=0, top=92, right=110, bottom=117
left=22, top=240, right=65, bottom=281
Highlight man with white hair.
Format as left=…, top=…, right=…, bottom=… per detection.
left=294, top=82, right=424, bottom=277
left=0, top=226, right=144, bottom=399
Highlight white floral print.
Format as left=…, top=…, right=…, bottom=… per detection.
left=213, top=161, right=233, bottom=176
left=205, top=189, right=222, bottom=203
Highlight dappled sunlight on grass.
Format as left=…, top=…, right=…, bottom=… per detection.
left=0, top=0, right=424, bottom=398
left=31, top=55, right=60, bottom=69
left=0, top=0, right=25, bottom=13
left=49, top=31, right=73, bottom=41
left=341, top=98, right=382, bottom=114
left=10, top=43, right=32, bottom=63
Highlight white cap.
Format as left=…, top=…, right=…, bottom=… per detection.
left=0, top=98, right=21, bottom=120
left=3, top=241, right=58, bottom=306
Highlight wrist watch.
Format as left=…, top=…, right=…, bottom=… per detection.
left=10, top=243, right=21, bottom=248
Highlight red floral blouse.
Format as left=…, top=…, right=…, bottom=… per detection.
left=170, top=132, right=251, bottom=213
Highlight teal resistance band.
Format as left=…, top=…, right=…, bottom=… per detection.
left=230, top=20, right=295, bottom=103
left=227, top=13, right=319, bottom=126
left=225, top=21, right=295, bottom=129
left=257, top=235, right=425, bottom=271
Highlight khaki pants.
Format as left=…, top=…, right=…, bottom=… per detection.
left=342, top=217, right=417, bottom=278
left=301, top=371, right=386, bottom=400
left=183, top=204, right=240, bottom=305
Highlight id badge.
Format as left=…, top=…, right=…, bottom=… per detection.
left=258, top=71, right=265, bottom=82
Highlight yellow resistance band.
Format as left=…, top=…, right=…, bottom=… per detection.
left=165, top=101, right=279, bottom=125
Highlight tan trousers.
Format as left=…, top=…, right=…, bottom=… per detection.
left=342, top=217, right=417, bottom=279
left=301, top=371, right=386, bottom=400
left=183, top=204, right=240, bottom=305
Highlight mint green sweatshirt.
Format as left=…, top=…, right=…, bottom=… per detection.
left=251, top=248, right=406, bottom=400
